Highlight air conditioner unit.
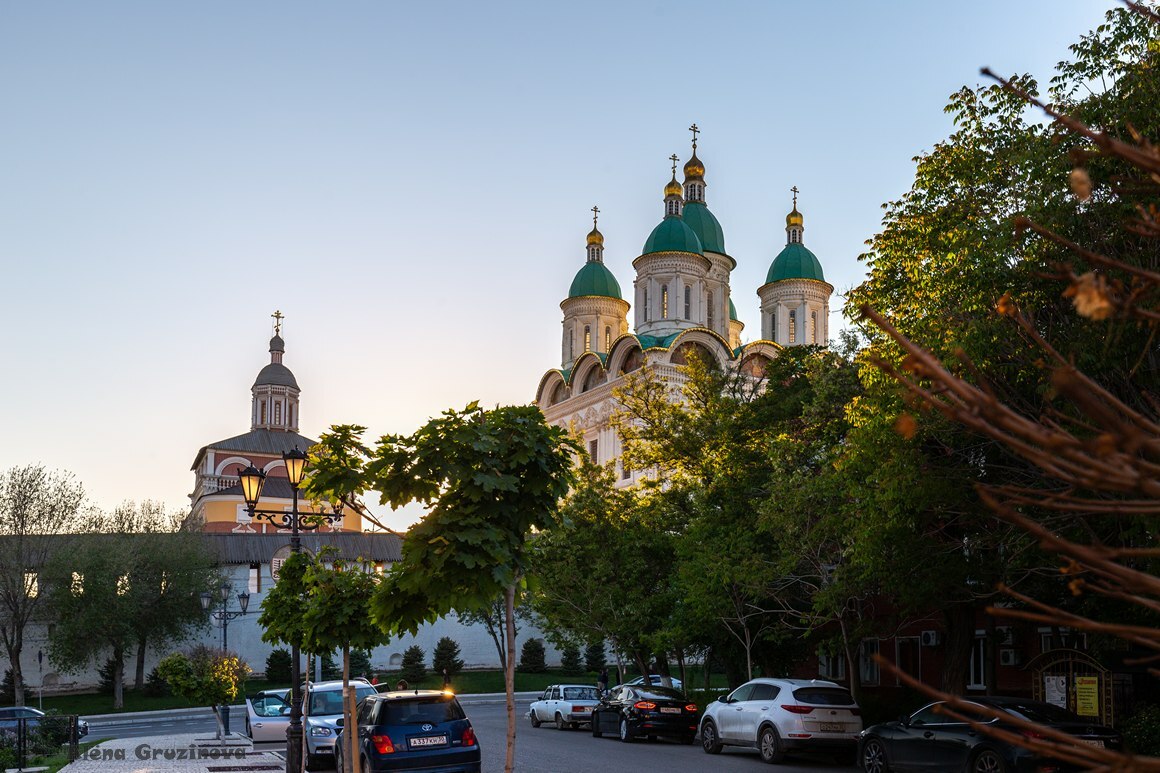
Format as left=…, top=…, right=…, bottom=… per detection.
left=999, top=649, right=1021, bottom=667
left=920, top=630, right=941, bottom=647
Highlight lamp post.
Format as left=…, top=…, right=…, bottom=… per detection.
left=199, top=581, right=250, bottom=734
left=238, top=447, right=341, bottom=773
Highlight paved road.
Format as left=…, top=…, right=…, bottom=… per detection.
left=87, top=702, right=860, bottom=773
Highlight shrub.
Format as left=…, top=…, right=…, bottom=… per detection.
left=432, top=638, right=464, bottom=677
left=584, top=642, right=606, bottom=673
left=321, top=651, right=341, bottom=681
left=560, top=644, right=584, bottom=675
left=1124, top=704, right=1160, bottom=755
left=518, top=639, right=547, bottom=673
left=0, top=669, right=13, bottom=703
left=142, top=667, right=170, bottom=698
left=399, top=646, right=426, bottom=683
left=265, top=648, right=292, bottom=684
left=0, top=735, right=16, bottom=771
left=97, top=657, right=121, bottom=696
left=348, top=649, right=373, bottom=680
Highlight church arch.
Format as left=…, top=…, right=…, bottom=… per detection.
left=215, top=456, right=252, bottom=476
left=666, top=328, right=732, bottom=368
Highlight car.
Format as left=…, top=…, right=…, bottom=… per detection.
left=858, top=697, right=1123, bottom=773
left=590, top=683, right=698, bottom=744
left=699, top=678, right=861, bottom=765
left=243, top=689, right=291, bottom=742
left=622, top=675, right=684, bottom=691
left=0, top=706, right=88, bottom=741
left=334, top=689, right=480, bottom=773
left=528, top=684, right=601, bottom=730
left=301, top=679, right=379, bottom=770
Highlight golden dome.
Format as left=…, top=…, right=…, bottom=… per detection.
left=683, top=151, right=705, bottom=180
left=587, top=227, right=604, bottom=246
left=786, top=207, right=804, bottom=228
left=664, top=175, right=683, bottom=197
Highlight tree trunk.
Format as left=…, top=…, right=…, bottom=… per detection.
left=676, top=648, right=687, bottom=689
left=941, top=604, right=975, bottom=693
left=135, top=635, right=148, bottom=690
left=702, top=647, right=713, bottom=691
left=632, top=651, right=650, bottom=683
left=7, top=633, right=25, bottom=705
left=503, top=584, right=517, bottom=773
left=112, top=649, right=125, bottom=710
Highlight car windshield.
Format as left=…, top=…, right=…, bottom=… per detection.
left=792, top=687, right=856, bottom=706
left=999, top=701, right=1082, bottom=724
left=634, top=687, right=686, bottom=700
left=309, top=685, right=377, bottom=715
left=380, top=697, right=465, bottom=725
left=563, top=687, right=598, bottom=701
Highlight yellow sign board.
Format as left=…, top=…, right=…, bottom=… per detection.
left=1075, top=676, right=1099, bottom=717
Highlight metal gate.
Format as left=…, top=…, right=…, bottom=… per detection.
left=1026, top=649, right=1113, bottom=726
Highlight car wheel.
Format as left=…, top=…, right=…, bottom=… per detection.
left=591, top=711, right=602, bottom=738
left=971, top=749, right=1007, bottom=773
left=861, top=738, right=891, bottom=773
left=334, top=743, right=344, bottom=773
left=701, top=719, right=722, bottom=754
left=758, top=725, right=785, bottom=764
left=555, top=713, right=567, bottom=731
left=529, top=710, right=541, bottom=728
left=304, top=754, right=321, bottom=771
left=619, top=716, right=634, bottom=743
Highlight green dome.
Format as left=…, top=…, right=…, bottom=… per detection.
left=766, top=243, right=826, bottom=283
left=569, top=261, right=622, bottom=299
left=680, top=202, right=725, bottom=254
left=642, top=217, right=703, bottom=256
left=729, top=298, right=738, bottom=322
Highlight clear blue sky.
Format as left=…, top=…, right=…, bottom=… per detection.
left=0, top=1, right=1114, bottom=531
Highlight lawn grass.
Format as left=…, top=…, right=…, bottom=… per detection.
left=36, top=678, right=284, bottom=716
left=39, top=740, right=101, bottom=773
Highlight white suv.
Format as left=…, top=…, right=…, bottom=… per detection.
left=699, top=678, right=861, bottom=765
left=301, top=679, right=379, bottom=770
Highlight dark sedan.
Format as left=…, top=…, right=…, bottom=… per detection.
left=859, top=697, right=1122, bottom=772
left=590, top=684, right=698, bottom=744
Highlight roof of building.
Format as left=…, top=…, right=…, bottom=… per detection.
left=680, top=201, right=725, bottom=254
left=766, top=243, right=826, bottom=283
left=205, top=532, right=402, bottom=564
left=729, top=298, right=739, bottom=322
left=568, top=261, right=622, bottom=299
left=191, top=429, right=317, bottom=470
left=253, top=362, right=299, bottom=389
left=642, top=217, right=703, bottom=257
left=635, top=332, right=681, bottom=350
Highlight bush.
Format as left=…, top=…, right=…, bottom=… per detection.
left=584, top=642, right=606, bottom=673
left=518, top=639, right=547, bottom=673
left=0, top=736, right=16, bottom=772
left=97, top=657, right=121, bottom=696
left=348, top=649, right=373, bottom=680
left=432, top=638, right=464, bottom=677
left=399, top=646, right=426, bottom=683
left=142, top=667, right=170, bottom=698
left=265, top=648, right=292, bottom=684
left=321, top=651, right=341, bottom=681
left=0, top=669, right=13, bottom=703
left=1124, top=703, right=1160, bottom=755
left=560, top=644, right=584, bottom=675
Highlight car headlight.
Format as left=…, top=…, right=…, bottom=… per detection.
left=310, top=727, right=332, bottom=737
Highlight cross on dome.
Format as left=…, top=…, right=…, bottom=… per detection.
left=271, top=310, right=284, bottom=336
left=670, top=154, right=679, bottom=176
left=792, top=185, right=799, bottom=208
left=688, top=123, right=699, bottom=150
left=592, top=205, right=600, bottom=228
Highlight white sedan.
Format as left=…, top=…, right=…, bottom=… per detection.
left=528, top=684, right=600, bottom=730
left=244, top=689, right=291, bottom=742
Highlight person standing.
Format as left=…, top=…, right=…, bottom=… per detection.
left=442, top=668, right=452, bottom=690
left=597, top=667, right=609, bottom=692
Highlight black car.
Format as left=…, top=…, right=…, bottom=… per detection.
left=859, top=697, right=1122, bottom=773
left=590, top=684, right=698, bottom=744
left=335, top=689, right=480, bottom=773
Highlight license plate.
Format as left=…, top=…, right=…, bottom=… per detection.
left=1079, top=739, right=1105, bottom=748
left=409, top=735, right=447, bottom=749
left=659, top=707, right=681, bottom=714
left=818, top=722, right=843, bottom=732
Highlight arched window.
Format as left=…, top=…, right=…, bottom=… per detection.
left=605, top=326, right=611, bottom=352
left=684, top=286, right=691, bottom=319
left=788, top=310, right=797, bottom=344
left=644, top=289, right=650, bottom=322
left=707, top=295, right=714, bottom=328
left=569, top=330, right=574, bottom=361
left=771, top=312, right=777, bottom=341
left=274, top=402, right=281, bottom=425
left=666, top=198, right=679, bottom=216
left=584, top=325, right=591, bottom=352
left=260, top=401, right=267, bottom=424
left=811, top=311, right=817, bottom=342
left=662, top=285, right=669, bottom=318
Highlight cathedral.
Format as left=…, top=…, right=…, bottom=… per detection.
left=535, top=128, right=833, bottom=477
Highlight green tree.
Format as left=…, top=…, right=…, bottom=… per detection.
left=399, top=645, right=426, bottom=683
left=157, top=645, right=250, bottom=741
left=0, top=466, right=85, bottom=706
left=431, top=637, right=463, bottom=678
left=304, top=403, right=577, bottom=773
left=265, top=648, right=292, bottom=683
left=517, top=639, right=546, bottom=673
left=456, top=596, right=525, bottom=673
left=583, top=642, right=606, bottom=674
left=559, top=644, right=583, bottom=675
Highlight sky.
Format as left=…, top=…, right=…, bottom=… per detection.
left=0, top=1, right=1117, bottom=531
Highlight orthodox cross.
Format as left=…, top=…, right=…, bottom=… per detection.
left=272, top=310, right=284, bottom=336
left=670, top=154, right=679, bottom=176
left=688, top=123, right=699, bottom=149
left=791, top=185, right=799, bottom=208
left=591, top=205, right=599, bottom=228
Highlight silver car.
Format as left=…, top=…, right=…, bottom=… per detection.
left=243, top=689, right=290, bottom=742
left=528, top=684, right=600, bottom=730
left=303, top=679, right=378, bottom=770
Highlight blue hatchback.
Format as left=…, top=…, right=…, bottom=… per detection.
left=335, top=690, right=480, bottom=773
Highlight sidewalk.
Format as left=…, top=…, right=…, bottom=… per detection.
left=59, top=733, right=279, bottom=773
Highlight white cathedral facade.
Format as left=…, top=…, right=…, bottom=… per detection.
left=535, top=131, right=833, bottom=472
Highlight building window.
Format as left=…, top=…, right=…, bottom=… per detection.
left=605, top=327, right=611, bottom=352
left=771, top=313, right=777, bottom=341
left=260, top=401, right=267, bottom=424
left=644, top=289, right=650, bottom=322
left=289, top=405, right=294, bottom=427
left=621, top=460, right=631, bottom=480
left=788, top=310, right=796, bottom=343
left=860, top=639, right=880, bottom=686
left=811, top=311, right=817, bottom=343
left=707, top=296, right=714, bottom=328
left=588, top=439, right=598, bottom=462
left=968, top=633, right=987, bottom=689
left=24, top=572, right=38, bottom=598
left=684, top=287, right=691, bottom=319
left=584, top=326, right=591, bottom=352
left=818, top=650, right=845, bottom=680
left=895, top=636, right=920, bottom=686
left=662, top=285, right=669, bottom=318
left=71, top=572, right=84, bottom=595
left=569, top=330, right=574, bottom=361
left=249, top=563, right=261, bottom=594
left=1039, top=627, right=1088, bottom=651
left=275, top=402, right=282, bottom=425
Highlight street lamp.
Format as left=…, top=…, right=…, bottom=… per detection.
left=200, top=581, right=250, bottom=733
left=239, top=447, right=341, bottom=773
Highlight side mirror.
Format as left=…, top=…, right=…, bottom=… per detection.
left=335, top=718, right=344, bottom=728
left=898, top=714, right=909, bottom=726
left=717, top=695, right=730, bottom=704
